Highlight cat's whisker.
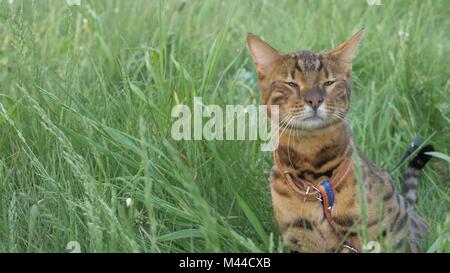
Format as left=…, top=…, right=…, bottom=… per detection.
left=279, top=115, right=294, bottom=130
left=332, top=112, right=350, bottom=124
left=277, top=116, right=293, bottom=135
left=279, top=116, right=296, bottom=138
left=279, top=114, right=302, bottom=131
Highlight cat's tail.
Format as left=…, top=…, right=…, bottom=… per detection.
left=403, top=144, right=434, bottom=205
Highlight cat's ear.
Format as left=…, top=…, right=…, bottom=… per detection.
left=247, top=33, right=282, bottom=78
left=327, top=29, right=364, bottom=72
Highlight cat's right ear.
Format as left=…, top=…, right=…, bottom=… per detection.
left=247, top=33, right=281, bottom=79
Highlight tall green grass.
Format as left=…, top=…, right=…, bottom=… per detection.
left=0, top=0, right=448, bottom=252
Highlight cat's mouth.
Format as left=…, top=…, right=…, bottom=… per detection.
left=301, top=111, right=326, bottom=123
left=302, top=115, right=324, bottom=121
left=282, top=114, right=327, bottom=131
left=300, top=116, right=325, bottom=128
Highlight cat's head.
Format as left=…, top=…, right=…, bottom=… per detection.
left=247, top=30, right=363, bottom=131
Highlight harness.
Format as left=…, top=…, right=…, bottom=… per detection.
left=273, top=142, right=359, bottom=253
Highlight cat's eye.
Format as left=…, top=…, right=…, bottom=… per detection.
left=285, top=81, right=298, bottom=88
left=324, top=80, right=336, bottom=87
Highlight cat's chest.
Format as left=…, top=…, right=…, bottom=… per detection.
left=272, top=185, right=358, bottom=252
left=270, top=175, right=360, bottom=232
left=294, top=185, right=360, bottom=225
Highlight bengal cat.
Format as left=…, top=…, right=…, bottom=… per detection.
left=247, top=30, right=434, bottom=253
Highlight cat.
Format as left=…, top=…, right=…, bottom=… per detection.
left=247, top=30, right=434, bottom=252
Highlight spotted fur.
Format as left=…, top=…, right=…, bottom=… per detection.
left=247, top=30, right=433, bottom=252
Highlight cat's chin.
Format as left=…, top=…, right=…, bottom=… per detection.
left=286, top=117, right=336, bottom=131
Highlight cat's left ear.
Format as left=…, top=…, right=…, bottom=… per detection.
left=247, top=33, right=282, bottom=78
left=327, top=29, right=364, bottom=72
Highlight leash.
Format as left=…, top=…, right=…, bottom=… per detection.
left=273, top=142, right=359, bottom=252
left=317, top=181, right=359, bottom=253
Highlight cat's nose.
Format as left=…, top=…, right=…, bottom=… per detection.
left=305, top=94, right=324, bottom=110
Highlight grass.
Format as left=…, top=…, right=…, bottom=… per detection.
left=0, top=0, right=448, bottom=253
